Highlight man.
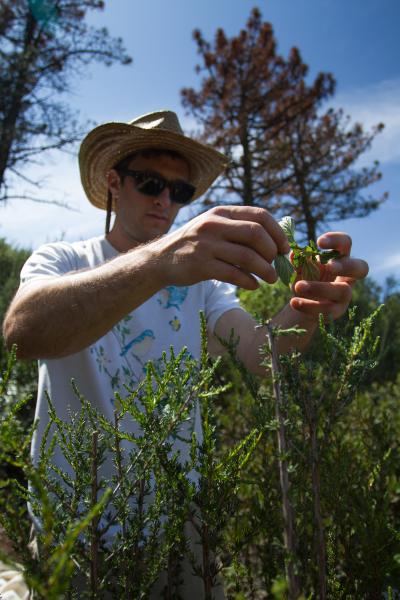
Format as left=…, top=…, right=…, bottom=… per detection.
left=3, top=110, right=368, bottom=596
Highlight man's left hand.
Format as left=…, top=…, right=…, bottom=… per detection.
left=289, top=232, right=369, bottom=321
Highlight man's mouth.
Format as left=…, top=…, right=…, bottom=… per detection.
left=146, top=213, right=168, bottom=222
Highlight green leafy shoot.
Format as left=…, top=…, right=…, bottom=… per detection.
left=273, top=216, right=342, bottom=286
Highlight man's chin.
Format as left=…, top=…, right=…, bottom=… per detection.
left=141, top=223, right=171, bottom=242
left=108, top=218, right=172, bottom=251
left=147, top=219, right=172, bottom=235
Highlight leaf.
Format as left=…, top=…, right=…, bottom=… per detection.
left=302, top=259, right=321, bottom=281
left=274, top=254, right=295, bottom=286
left=309, top=240, right=318, bottom=252
left=319, top=249, right=342, bottom=264
left=278, top=216, right=296, bottom=243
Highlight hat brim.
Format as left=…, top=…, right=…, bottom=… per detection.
left=79, top=122, right=229, bottom=210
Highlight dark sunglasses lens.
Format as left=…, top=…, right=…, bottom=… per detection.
left=136, top=173, right=165, bottom=197
left=126, top=170, right=195, bottom=204
left=170, top=181, right=196, bottom=204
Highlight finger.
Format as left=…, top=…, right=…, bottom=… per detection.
left=323, top=257, right=369, bottom=281
left=317, top=232, right=352, bottom=256
left=211, top=258, right=260, bottom=290
left=293, top=280, right=352, bottom=305
left=219, top=221, right=284, bottom=265
left=200, top=213, right=280, bottom=264
left=289, top=297, right=341, bottom=319
left=216, top=241, right=278, bottom=284
left=212, top=206, right=290, bottom=255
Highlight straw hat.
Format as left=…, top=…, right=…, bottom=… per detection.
left=79, top=110, right=229, bottom=210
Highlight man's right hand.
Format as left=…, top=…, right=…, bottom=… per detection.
left=154, top=205, right=290, bottom=290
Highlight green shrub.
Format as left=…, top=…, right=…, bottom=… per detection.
left=1, top=269, right=399, bottom=597
left=0, top=319, right=260, bottom=599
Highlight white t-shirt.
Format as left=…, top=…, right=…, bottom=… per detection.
left=20, top=235, right=242, bottom=479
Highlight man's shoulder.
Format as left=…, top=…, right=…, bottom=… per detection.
left=53, top=235, right=105, bottom=253
left=70, top=236, right=119, bottom=261
left=22, top=236, right=112, bottom=279
left=33, top=235, right=112, bottom=263
left=30, top=235, right=101, bottom=253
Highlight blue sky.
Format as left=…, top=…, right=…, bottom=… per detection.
left=1, top=0, right=399, bottom=285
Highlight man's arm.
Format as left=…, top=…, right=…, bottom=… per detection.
left=2, top=245, right=166, bottom=359
left=211, top=306, right=315, bottom=376
left=3, top=207, right=366, bottom=364
left=3, top=206, right=290, bottom=360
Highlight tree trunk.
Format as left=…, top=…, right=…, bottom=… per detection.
left=240, top=116, right=254, bottom=206
left=202, top=522, right=213, bottom=600
left=298, top=182, right=317, bottom=242
left=0, top=10, right=37, bottom=193
left=289, top=130, right=317, bottom=241
left=310, top=424, right=327, bottom=599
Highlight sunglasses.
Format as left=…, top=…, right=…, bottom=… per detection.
left=119, top=169, right=196, bottom=205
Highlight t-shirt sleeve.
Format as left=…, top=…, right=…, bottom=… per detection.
left=19, top=242, right=79, bottom=288
left=204, top=280, right=245, bottom=333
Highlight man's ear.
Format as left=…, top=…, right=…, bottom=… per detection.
left=107, top=169, right=121, bottom=199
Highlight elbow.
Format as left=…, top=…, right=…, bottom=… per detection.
left=2, top=312, right=15, bottom=351
left=2, top=311, right=33, bottom=360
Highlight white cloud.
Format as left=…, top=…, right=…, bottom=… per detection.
left=0, top=154, right=105, bottom=248
left=331, top=78, right=400, bottom=167
left=371, top=252, right=400, bottom=274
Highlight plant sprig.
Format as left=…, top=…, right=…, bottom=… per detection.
left=274, top=216, right=341, bottom=287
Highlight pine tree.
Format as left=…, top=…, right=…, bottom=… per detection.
left=181, top=8, right=385, bottom=238
left=272, top=106, right=386, bottom=240
left=181, top=8, right=334, bottom=208
left=0, top=0, right=132, bottom=204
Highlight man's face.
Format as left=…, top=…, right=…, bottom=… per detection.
left=108, top=153, right=191, bottom=251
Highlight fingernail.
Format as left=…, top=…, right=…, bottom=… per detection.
left=296, top=281, right=311, bottom=293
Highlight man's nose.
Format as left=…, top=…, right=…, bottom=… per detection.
left=153, top=186, right=172, bottom=208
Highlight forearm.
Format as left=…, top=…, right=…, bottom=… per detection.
left=213, top=304, right=318, bottom=378
left=246, top=305, right=317, bottom=376
left=3, top=245, right=165, bottom=359
left=269, top=302, right=318, bottom=355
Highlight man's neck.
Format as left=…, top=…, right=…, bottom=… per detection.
left=106, top=227, right=155, bottom=253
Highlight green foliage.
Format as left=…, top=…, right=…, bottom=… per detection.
left=317, top=276, right=400, bottom=386
left=238, top=280, right=291, bottom=323
left=0, top=238, right=36, bottom=404
left=322, top=375, right=400, bottom=596
left=353, top=277, right=400, bottom=385
left=239, top=275, right=400, bottom=387
left=274, top=216, right=341, bottom=287
left=218, top=289, right=400, bottom=597
left=1, top=302, right=399, bottom=596
left=0, top=320, right=260, bottom=598
left=0, top=346, right=38, bottom=577
left=1, top=232, right=399, bottom=597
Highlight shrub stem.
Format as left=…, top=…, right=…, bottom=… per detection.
left=266, top=323, right=300, bottom=599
